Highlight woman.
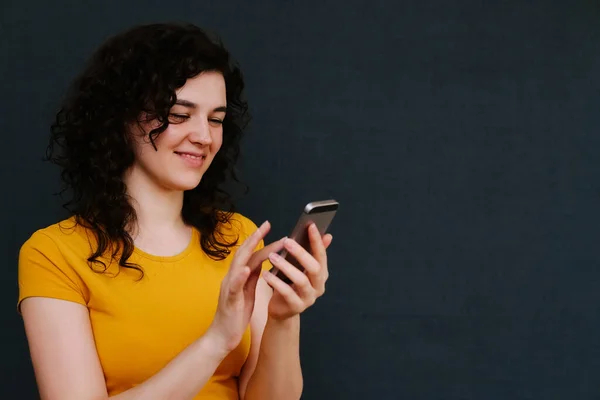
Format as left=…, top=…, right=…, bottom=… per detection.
left=18, top=22, right=332, bottom=400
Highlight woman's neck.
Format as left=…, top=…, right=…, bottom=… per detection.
left=123, top=166, right=188, bottom=240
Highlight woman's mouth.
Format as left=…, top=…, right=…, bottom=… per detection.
left=175, top=152, right=207, bottom=168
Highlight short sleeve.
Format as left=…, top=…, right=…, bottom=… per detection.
left=18, top=231, right=87, bottom=311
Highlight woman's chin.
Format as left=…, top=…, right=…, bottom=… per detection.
left=166, top=176, right=204, bottom=192
left=178, top=181, right=203, bottom=192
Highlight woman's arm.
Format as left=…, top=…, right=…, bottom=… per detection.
left=22, top=297, right=230, bottom=400
left=239, top=225, right=333, bottom=400
left=238, top=281, right=303, bottom=400
left=240, top=280, right=303, bottom=400
left=22, top=221, right=282, bottom=400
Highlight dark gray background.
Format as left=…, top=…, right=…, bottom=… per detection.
left=2, top=1, right=600, bottom=399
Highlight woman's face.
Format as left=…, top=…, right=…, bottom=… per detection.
left=128, top=71, right=226, bottom=192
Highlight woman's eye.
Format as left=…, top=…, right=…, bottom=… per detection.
left=168, top=114, right=189, bottom=123
left=209, top=119, right=224, bottom=125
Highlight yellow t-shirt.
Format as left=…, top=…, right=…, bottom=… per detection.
left=18, top=213, right=267, bottom=399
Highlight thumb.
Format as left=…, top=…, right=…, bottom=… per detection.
left=229, top=266, right=251, bottom=296
left=323, top=234, right=333, bottom=249
left=244, top=266, right=261, bottom=298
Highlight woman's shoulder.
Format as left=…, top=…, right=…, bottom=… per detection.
left=219, top=212, right=261, bottom=241
left=21, top=216, right=92, bottom=254
left=18, top=216, right=93, bottom=308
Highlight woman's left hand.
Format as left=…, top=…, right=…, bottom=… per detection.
left=262, top=223, right=333, bottom=320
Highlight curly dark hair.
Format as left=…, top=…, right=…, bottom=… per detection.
left=46, top=22, right=251, bottom=277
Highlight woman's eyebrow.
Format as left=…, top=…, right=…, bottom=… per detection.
left=174, top=100, right=227, bottom=113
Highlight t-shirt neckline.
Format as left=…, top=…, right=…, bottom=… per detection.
left=132, top=228, right=198, bottom=262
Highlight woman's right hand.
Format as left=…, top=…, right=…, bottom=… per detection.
left=207, top=221, right=284, bottom=353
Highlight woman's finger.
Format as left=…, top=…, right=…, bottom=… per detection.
left=282, top=237, right=322, bottom=285
left=323, top=233, right=333, bottom=249
left=248, top=236, right=286, bottom=269
left=228, top=266, right=250, bottom=296
left=268, top=252, right=315, bottom=299
left=234, top=221, right=271, bottom=270
left=308, top=224, right=328, bottom=267
left=244, top=266, right=261, bottom=299
left=310, top=227, right=331, bottom=291
left=262, top=271, right=306, bottom=311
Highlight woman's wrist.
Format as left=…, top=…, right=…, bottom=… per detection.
left=200, top=327, right=234, bottom=361
left=266, top=313, right=300, bottom=330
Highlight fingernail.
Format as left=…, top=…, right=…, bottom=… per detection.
left=269, top=252, right=282, bottom=262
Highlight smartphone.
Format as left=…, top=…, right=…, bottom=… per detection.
left=270, top=199, right=339, bottom=284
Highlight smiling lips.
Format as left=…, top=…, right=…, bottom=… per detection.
left=174, top=151, right=207, bottom=168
